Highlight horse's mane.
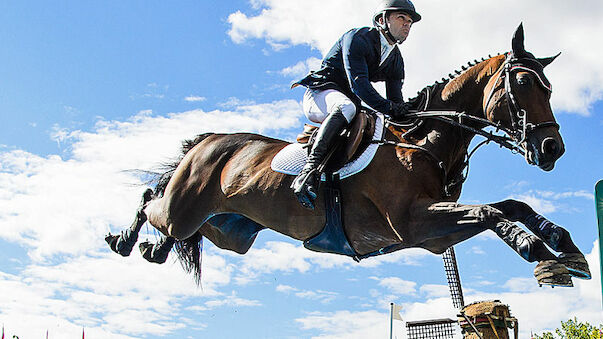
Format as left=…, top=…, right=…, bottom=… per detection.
left=441, top=54, right=506, bottom=102
left=408, top=54, right=506, bottom=105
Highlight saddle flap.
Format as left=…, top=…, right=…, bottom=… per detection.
left=271, top=113, right=384, bottom=180
left=343, top=112, right=368, bottom=160
left=326, top=110, right=377, bottom=171
left=295, top=111, right=376, bottom=168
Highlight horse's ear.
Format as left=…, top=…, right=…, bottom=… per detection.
left=511, top=23, right=526, bottom=57
left=538, top=52, right=561, bottom=68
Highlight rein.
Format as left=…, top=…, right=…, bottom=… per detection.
left=376, top=53, right=559, bottom=196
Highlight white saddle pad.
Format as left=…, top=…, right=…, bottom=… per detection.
left=271, top=113, right=384, bottom=180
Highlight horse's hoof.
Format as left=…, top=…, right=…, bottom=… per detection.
left=559, top=253, right=591, bottom=280
left=140, top=241, right=168, bottom=264
left=534, top=260, right=573, bottom=287
left=105, top=233, right=132, bottom=257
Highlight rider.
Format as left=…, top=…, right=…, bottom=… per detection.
left=291, top=0, right=421, bottom=209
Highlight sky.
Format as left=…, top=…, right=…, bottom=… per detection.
left=0, top=0, right=602, bottom=338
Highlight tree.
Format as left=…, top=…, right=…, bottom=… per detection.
left=534, top=318, right=603, bottom=339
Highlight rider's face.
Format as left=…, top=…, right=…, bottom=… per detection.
left=386, top=11, right=413, bottom=43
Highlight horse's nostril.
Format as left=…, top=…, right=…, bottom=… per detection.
left=541, top=137, right=558, bottom=156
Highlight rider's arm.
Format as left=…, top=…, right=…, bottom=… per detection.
left=385, top=52, right=405, bottom=103
left=342, top=32, right=393, bottom=114
left=386, top=78, right=404, bottom=104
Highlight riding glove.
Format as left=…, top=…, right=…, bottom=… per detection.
left=389, top=101, right=412, bottom=120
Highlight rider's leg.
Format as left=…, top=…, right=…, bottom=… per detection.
left=292, top=89, right=356, bottom=209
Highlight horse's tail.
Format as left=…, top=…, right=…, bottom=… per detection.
left=174, top=231, right=203, bottom=285
left=155, top=132, right=214, bottom=286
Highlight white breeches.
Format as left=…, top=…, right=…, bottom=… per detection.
left=302, top=89, right=357, bottom=124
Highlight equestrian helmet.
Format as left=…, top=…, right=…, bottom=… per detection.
left=373, top=0, right=421, bottom=25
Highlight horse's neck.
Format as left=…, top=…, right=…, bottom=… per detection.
left=413, top=86, right=473, bottom=172
left=412, top=56, right=505, bottom=181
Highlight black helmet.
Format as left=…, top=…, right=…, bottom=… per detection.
left=373, top=0, right=421, bottom=25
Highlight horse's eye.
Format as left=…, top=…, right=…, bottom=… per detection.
left=516, top=74, right=532, bottom=87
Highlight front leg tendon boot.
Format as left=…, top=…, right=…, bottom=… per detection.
left=493, top=221, right=556, bottom=262
left=291, top=111, right=348, bottom=209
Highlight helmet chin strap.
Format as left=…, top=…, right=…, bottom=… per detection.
left=377, top=13, right=402, bottom=44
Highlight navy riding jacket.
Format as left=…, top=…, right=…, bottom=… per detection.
left=295, top=27, right=405, bottom=114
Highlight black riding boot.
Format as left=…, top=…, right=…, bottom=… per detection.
left=291, top=111, right=348, bottom=209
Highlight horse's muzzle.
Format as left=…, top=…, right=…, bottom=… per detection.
left=526, top=130, right=565, bottom=171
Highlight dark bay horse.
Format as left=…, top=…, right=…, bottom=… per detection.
left=107, top=24, right=590, bottom=287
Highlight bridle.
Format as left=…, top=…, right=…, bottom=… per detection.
left=483, top=53, right=559, bottom=148
left=380, top=53, right=559, bottom=196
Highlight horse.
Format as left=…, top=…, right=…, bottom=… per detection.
left=106, top=24, right=591, bottom=287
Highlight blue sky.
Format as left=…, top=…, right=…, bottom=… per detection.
left=1, top=1, right=602, bottom=338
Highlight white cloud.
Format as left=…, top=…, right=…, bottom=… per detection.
left=228, top=0, right=374, bottom=54
left=204, top=291, right=261, bottom=308
left=184, top=95, right=207, bottom=102
left=50, top=124, right=71, bottom=147
left=227, top=0, right=603, bottom=115
left=372, top=276, right=417, bottom=296
left=469, top=246, right=486, bottom=255
left=419, top=284, right=450, bottom=298
left=0, top=253, right=210, bottom=338
left=505, top=188, right=595, bottom=215
left=231, top=240, right=434, bottom=284
left=509, top=193, right=558, bottom=214
left=276, top=284, right=297, bottom=293
left=536, top=189, right=595, bottom=201
left=279, top=57, right=322, bottom=79
left=218, top=96, right=257, bottom=108
left=276, top=284, right=338, bottom=304
left=296, top=310, right=391, bottom=339
left=295, top=290, right=338, bottom=304
left=295, top=298, right=459, bottom=339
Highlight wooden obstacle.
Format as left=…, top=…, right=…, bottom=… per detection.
left=458, top=300, right=518, bottom=339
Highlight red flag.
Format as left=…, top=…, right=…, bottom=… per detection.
left=82, top=327, right=85, bottom=339
left=2, top=324, right=4, bottom=339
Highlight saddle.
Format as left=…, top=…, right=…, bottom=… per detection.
left=296, top=109, right=377, bottom=173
